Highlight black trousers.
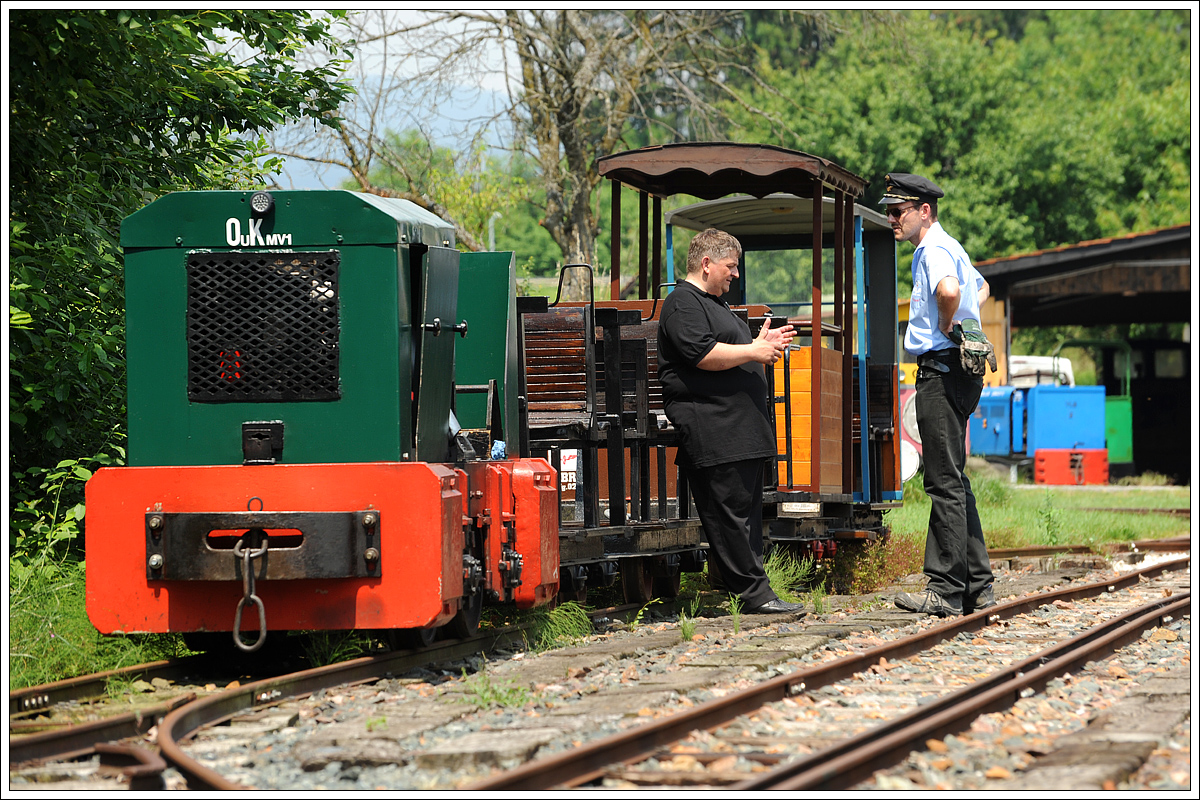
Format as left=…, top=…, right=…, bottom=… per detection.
left=686, top=458, right=777, bottom=608
left=915, top=353, right=993, bottom=608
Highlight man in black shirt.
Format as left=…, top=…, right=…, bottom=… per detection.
left=658, top=228, right=804, bottom=615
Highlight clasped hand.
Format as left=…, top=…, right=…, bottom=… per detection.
left=754, top=319, right=795, bottom=364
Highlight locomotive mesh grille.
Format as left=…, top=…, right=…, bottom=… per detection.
left=186, top=251, right=341, bottom=403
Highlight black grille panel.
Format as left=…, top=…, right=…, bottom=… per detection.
left=187, top=251, right=341, bottom=403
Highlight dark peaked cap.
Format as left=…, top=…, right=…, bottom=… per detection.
left=880, top=173, right=944, bottom=205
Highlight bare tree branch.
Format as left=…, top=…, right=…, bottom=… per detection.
left=267, top=10, right=818, bottom=298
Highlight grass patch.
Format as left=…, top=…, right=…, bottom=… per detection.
left=9, top=554, right=189, bottom=691
left=763, top=547, right=816, bottom=603
left=678, top=594, right=703, bottom=641
left=296, top=630, right=372, bottom=667
left=807, top=580, right=829, bottom=614
left=1114, top=471, right=1175, bottom=486
left=458, top=662, right=533, bottom=710
left=884, top=470, right=1189, bottom=551
left=529, top=600, right=593, bottom=651
left=828, top=532, right=925, bottom=596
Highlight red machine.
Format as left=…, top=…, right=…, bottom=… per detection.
left=1034, top=449, right=1109, bottom=485
left=85, top=460, right=558, bottom=644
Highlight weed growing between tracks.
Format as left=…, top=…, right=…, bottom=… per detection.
left=627, top=598, right=663, bottom=632
left=297, top=630, right=373, bottom=666
left=764, top=548, right=816, bottom=603
left=827, top=532, right=925, bottom=595
left=678, top=595, right=703, bottom=642
left=459, top=662, right=534, bottom=710
left=529, top=600, right=593, bottom=651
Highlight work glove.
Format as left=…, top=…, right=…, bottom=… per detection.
left=949, top=319, right=997, bottom=377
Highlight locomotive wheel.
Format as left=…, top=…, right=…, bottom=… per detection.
left=652, top=570, right=681, bottom=599
left=386, top=626, right=439, bottom=650
left=620, top=558, right=654, bottom=605
left=448, top=591, right=483, bottom=639
left=555, top=584, right=588, bottom=606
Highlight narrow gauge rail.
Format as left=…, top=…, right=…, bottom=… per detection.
left=12, top=536, right=1181, bottom=720
left=8, top=604, right=637, bottom=790
left=470, top=557, right=1189, bottom=790
left=9, top=555, right=1187, bottom=789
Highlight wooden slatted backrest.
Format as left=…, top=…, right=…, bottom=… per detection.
left=522, top=306, right=590, bottom=418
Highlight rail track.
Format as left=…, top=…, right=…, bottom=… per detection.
left=468, top=556, right=1189, bottom=789
left=9, top=546, right=1190, bottom=791
left=8, top=604, right=636, bottom=789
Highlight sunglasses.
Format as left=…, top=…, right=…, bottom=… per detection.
left=885, top=203, right=919, bottom=220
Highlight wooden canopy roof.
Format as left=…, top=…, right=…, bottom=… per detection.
left=598, top=142, right=868, bottom=200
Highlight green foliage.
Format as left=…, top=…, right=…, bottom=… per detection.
left=969, top=468, right=1013, bottom=508
left=886, top=479, right=1188, bottom=548
left=828, top=534, right=925, bottom=596
left=458, top=664, right=533, bottom=710
left=9, top=554, right=186, bottom=690
left=764, top=548, right=816, bottom=603
left=366, top=716, right=388, bottom=733
left=727, top=594, right=744, bottom=633
left=529, top=601, right=593, bottom=651
left=1114, top=472, right=1174, bottom=487
left=9, top=9, right=353, bottom=562
left=1038, top=490, right=1062, bottom=547
left=903, top=474, right=928, bottom=505
left=732, top=10, right=1190, bottom=274
left=351, top=131, right=559, bottom=267
left=628, top=598, right=663, bottom=631
left=807, top=581, right=829, bottom=615
left=9, top=447, right=125, bottom=560
left=679, top=613, right=698, bottom=642
left=298, top=631, right=372, bottom=667
left=677, top=593, right=704, bottom=641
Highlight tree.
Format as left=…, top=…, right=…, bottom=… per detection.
left=731, top=9, right=1191, bottom=277
left=271, top=10, right=793, bottom=299
left=8, top=10, right=353, bottom=556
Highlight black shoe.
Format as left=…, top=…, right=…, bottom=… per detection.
left=746, top=598, right=806, bottom=615
left=964, top=585, right=996, bottom=615
left=894, top=590, right=962, bottom=618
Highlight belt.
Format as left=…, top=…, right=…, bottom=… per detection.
left=917, top=348, right=957, bottom=373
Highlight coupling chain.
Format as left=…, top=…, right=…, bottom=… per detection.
left=232, top=531, right=269, bottom=652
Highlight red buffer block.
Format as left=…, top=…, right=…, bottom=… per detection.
left=1034, top=448, right=1109, bottom=485
left=84, top=463, right=466, bottom=635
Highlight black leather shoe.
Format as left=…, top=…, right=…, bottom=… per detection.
left=746, top=598, right=806, bottom=615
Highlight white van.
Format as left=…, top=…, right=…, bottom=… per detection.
left=1008, top=355, right=1074, bottom=388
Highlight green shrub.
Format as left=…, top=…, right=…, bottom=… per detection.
left=827, top=533, right=924, bottom=596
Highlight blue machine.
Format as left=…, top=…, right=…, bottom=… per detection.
left=969, top=384, right=1105, bottom=459
left=970, top=387, right=1024, bottom=457
left=1026, top=384, right=1106, bottom=452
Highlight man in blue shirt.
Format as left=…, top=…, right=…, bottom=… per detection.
left=883, top=173, right=995, bottom=617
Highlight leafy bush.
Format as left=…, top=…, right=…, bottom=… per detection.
left=9, top=447, right=124, bottom=561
